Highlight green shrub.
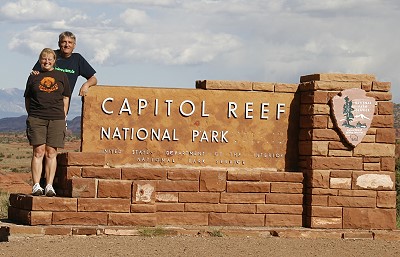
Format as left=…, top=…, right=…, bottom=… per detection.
left=138, top=227, right=168, bottom=237
left=208, top=229, right=224, bottom=237
left=396, top=158, right=400, bottom=228
left=0, top=191, right=10, bottom=219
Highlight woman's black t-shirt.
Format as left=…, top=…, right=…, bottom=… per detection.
left=24, top=70, right=71, bottom=120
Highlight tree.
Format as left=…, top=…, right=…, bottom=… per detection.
left=342, top=96, right=355, bottom=128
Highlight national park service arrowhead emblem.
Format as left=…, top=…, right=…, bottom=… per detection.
left=331, top=88, right=375, bottom=147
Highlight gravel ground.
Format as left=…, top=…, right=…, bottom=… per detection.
left=1, top=235, right=400, bottom=257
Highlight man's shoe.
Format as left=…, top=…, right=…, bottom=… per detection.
left=32, top=183, right=43, bottom=196
left=45, top=184, right=56, bottom=197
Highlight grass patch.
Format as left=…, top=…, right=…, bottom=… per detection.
left=138, top=227, right=168, bottom=237
left=208, top=229, right=224, bottom=237
left=397, top=216, right=400, bottom=229
left=0, top=190, right=10, bottom=219
left=0, top=133, right=31, bottom=173
left=0, top=132, right=80, bottom=173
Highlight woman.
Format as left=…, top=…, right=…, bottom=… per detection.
left=24, top=48, right=71, bottom=196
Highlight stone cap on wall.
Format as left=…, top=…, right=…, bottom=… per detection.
left=196, top=74, right=378, bottom=91
left=195, top=80, right=298, bottom=92
left=300, top=73, right=376, bottom=83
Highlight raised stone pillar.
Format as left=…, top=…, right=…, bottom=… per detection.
left=299, top=73, right=396, bottom=229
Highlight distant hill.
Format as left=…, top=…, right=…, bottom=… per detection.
left=0, top=115, right=81, bottom=135
left=0, top=115, right=27, bottom=131
left=0, top=88, right=27, bottom=119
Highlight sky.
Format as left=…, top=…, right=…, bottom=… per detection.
left=0, top=0, right=399, bottom=103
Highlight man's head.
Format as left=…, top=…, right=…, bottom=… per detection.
left=58, top=31, right=76, bottom=58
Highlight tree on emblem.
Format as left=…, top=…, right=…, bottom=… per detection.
left=342, top=96, right=355, bottom=128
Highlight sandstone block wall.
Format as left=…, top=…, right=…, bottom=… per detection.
left=299, top=74, right=396, bottom=229
left=9, top=152, right=304, bottom=227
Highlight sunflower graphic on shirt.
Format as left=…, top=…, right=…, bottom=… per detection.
left=39, top=77, right=58, bottom=93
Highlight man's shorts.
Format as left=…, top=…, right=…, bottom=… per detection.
left=26, top=116, right=66, bottom=148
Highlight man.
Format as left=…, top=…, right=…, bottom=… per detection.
left=33, top=31, right=97, bottom=97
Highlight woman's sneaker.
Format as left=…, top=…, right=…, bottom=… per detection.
left=32, top=183, right=44, bottom=196
left=45, top=184, right=56, bottom=197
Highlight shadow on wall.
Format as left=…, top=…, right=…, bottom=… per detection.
left=285, top=89, right=300, bottom=171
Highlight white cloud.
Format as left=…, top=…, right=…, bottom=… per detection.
left=120, top=9, right=149, bottom=26
left=8, top=27, right=58, bottom=54
left=304, top=34, right=368, bottom=58
left=72, top=0, right=178, bottom=7
left=0, top=0, right=75, bottom=22
left=182, top=0, right=284, bottom=15
left=84, top=29, right=241, bottom=65
left=285, top=0, right=399, bottom=17
left=143, top=32, right=241, bottom=65
left=288, top=0, right=370, bottom=11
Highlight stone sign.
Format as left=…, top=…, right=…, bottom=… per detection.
left=81, top=86, right=299, bottom=169
left=331, top=88, right=376, bottom=147
left=9, top=74, right=397, bottom=231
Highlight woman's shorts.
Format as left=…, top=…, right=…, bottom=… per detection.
left=26, top=116, right=66, bottom=148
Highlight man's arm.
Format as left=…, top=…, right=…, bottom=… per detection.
left=31, top=60, right=41, bottom=75
left=78, top=75, right=97, bottom=96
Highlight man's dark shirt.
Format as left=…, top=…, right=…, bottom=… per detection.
left=33, top=50, right=96, bottom=94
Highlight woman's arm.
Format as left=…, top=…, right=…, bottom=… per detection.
left=63, top=96, right=70, bottom=118
left=24, top=97, right=30, bottom=114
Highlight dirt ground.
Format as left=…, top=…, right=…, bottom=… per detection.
left=1, top=235, right=400, bottom=257
left=0, top=136, right=80, bottom=195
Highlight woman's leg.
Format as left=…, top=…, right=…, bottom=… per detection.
left=31, top=144, right=45, bottom=185
left=44, top=145, right=58, bottom=186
